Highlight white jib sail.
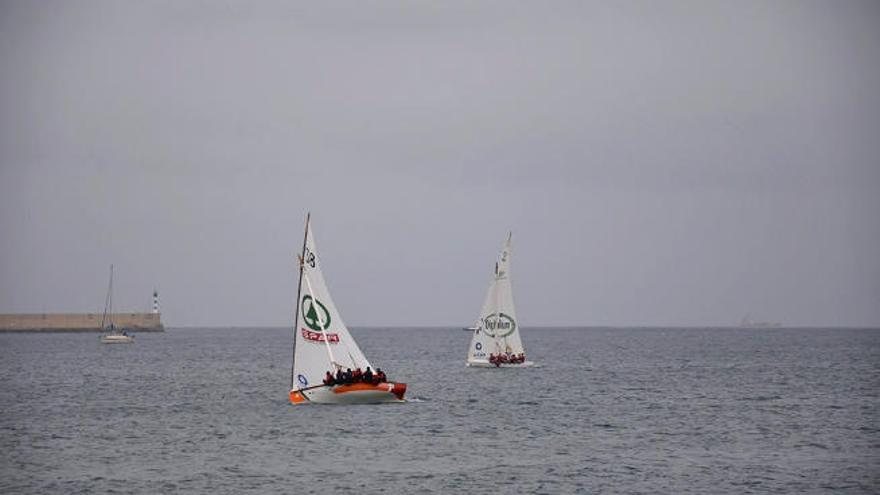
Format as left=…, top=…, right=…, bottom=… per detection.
left=292, top=218, right=371, bottom=391
left=468, top=232, right=524, bottom=363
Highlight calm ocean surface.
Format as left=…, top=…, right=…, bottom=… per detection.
left=1, top=327, right=878, bottom=494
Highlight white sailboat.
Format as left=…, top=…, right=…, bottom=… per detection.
left=99, top=264, right=134, bottom=344
left=467, top=232, right=533, bottom=368
left=288, top=214, right=406, bottom=405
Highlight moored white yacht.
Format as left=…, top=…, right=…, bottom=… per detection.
left=99, top=265, right=134, bottom=344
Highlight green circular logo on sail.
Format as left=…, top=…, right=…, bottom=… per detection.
left=482, top=313, right=516, bottom=338
left=301, top=295, right=331, bottom=331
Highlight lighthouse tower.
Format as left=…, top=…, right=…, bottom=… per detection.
left=152, top=290, right=160, bottom=314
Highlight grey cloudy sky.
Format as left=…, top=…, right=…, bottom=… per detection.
left=1, top=1, right=878, bottom=327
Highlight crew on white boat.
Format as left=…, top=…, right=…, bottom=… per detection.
left=323, top=367, right=388, bottom=386
left=489, top=352, right=526, bottom=366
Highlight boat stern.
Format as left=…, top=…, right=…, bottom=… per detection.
left=389, top=382, right=406, bottom=401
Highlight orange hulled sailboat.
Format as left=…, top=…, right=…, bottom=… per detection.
left=288, top=213, right=406, bottom=405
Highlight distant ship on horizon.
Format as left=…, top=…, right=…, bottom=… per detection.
left=740, top=315, right=782, bottom=328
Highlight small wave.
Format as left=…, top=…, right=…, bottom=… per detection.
left=406, top=473, right=435, bottom=480
left=593, top=423, right=619, bottom=429
left=796, top=442, right=829, bottom=450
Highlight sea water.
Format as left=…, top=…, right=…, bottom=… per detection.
left=1, top=327, right=878, bottom=493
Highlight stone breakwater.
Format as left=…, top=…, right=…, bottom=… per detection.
left=0, top=313, right=164, bottom=332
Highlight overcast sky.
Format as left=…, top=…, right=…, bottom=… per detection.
left=1, top=1, right=878, bottom=327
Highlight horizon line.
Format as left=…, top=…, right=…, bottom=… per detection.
left=164, top=324, right=880, bottom=330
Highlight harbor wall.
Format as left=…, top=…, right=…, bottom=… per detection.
left=0, top=313, right=164, bottom=332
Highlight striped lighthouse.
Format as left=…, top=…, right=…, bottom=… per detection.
left=152, top=290, right=160, bottom=314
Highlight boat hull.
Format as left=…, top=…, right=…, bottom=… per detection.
left=467, top=360, right=535, bottom=368
left=100, top=335, right=134, bottom=344
left=289, top=382, right=406, bottom=405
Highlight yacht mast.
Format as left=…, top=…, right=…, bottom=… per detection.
left=290, top=213, right=310, bottom=390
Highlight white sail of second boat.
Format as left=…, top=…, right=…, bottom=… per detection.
left=289, top=214, right=406, bottom=404
left=467, top=233, right=533, bottom=368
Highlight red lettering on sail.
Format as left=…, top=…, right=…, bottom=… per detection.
left=301, top=328, right=339, bottom=343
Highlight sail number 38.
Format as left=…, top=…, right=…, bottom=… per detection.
left=303, top=248, right=316, bottom=268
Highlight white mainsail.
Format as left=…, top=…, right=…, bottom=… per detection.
left=467, top=232, right=525, bottom=364
left=290, top=216, right=370, bottom=391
